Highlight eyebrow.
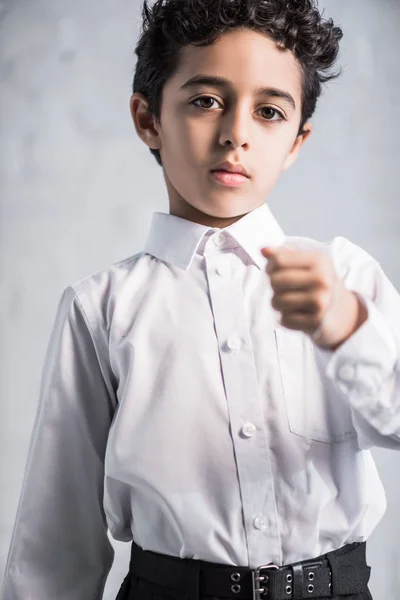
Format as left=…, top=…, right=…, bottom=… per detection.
left=180, top=75, right=296, bottom=110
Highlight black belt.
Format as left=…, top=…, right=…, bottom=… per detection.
left=128, top=539, right=371, bottom=600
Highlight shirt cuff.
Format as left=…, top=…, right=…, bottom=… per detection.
left=313, top=291, right=399, bottom=398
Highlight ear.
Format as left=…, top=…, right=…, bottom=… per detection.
left=282, top=122, right=313, bottom=171
left=129, top=93, right=161, bottom=151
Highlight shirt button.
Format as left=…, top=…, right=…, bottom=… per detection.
left=213, top=232, right=226, bottom=247
left=241, top=423, right=256, bottom=438
left=227, top=336, right=242, bottom=351
left=253, top=515, right=268, bottom=531
left=338, top=364, right=356, bottom=381
left=216, top=263, right=230, bottom=277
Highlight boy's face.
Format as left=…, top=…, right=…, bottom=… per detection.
left=131, top=27, right=312, bottom=228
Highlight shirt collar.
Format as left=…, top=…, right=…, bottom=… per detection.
left=143, top=202, right=286, bottom=271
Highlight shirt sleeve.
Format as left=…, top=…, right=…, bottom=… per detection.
left=313, top=240, right=400, bottom=450
left=2, top=286, right=116, bottom=600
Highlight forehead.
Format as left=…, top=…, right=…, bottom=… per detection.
left=169, top=27, right=302, bottom=100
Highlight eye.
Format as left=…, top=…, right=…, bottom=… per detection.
left=259, top=106, right=285, bottom=122
left=191, top=96, right=221, bottom=110
left=190, top=96, right=286, bottom=123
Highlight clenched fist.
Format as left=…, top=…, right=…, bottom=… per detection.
left=261, top=245, right=368, bottom=351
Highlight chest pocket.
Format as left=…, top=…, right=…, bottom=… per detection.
left=274, top=326, right=357, bottom=444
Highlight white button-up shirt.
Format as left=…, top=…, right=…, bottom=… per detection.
left=3, top=202, right=400, bottom=600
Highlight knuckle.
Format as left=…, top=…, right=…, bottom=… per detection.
left=271, top=295, right=281, bottom=309
left=313, top=296, right=326, bottom=313
left=314, top=272, right=331, bottom=292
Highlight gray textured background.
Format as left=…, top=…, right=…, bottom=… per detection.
left=1, top=1, right=399, bottom=598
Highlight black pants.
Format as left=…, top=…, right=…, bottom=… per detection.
left=115, top=542, right=374, bottom=600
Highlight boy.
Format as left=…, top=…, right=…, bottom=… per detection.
left=3, top=1, right=400, bottom=599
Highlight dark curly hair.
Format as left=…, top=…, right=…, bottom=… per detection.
left=133, top=0, right=343, bottom=167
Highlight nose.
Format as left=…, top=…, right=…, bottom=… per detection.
left=218, top=104, right=250, bottom=149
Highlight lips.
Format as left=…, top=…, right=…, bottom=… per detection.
left=210, top=170, right=249, bottom=187
left=211, top=161, right=250, bottom=178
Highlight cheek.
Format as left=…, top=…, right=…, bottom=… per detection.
left=163, top=118, right=197, bottom=161
left=258, top=128, right=298, bottom=167
left=252, top=131, right=296, bottom=191
left=159, top=119, right=207, bottom=193
left=183, top=117, right=214, bottom=154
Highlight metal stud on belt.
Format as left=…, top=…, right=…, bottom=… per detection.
left=252, top=564, right=279, bottom=600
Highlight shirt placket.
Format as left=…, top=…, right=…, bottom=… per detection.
left=204, top=231, right=282, bottom=568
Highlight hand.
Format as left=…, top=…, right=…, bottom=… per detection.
left=261, top=245, right=367, bottom=350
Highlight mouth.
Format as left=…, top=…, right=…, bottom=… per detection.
left=210, top=169, right=250, bottom=187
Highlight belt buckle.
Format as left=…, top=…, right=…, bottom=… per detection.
left=252, top=563, right=279, bottom=600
